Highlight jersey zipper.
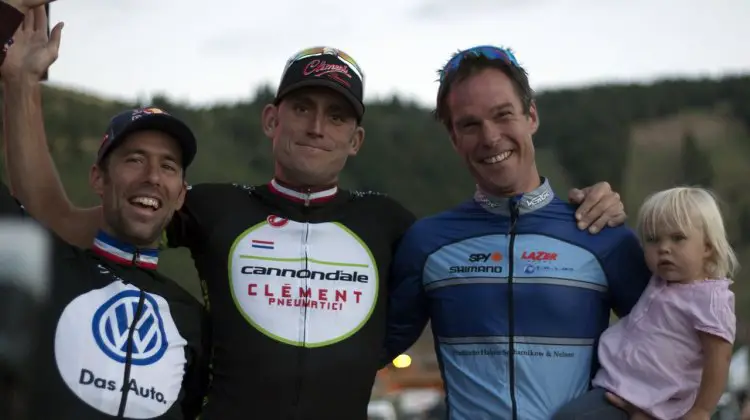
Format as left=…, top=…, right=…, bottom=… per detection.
left=507, top=200, right=520, bottom=420
left=117, top=290, right=146, bottom=418
left=290, top=190, right=312, bottom=419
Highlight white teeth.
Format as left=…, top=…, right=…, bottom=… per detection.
left=483, top=151, right=512, bottom=164
left=131, top=197, right=160, bottom=209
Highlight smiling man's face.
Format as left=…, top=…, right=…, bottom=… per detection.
left=447, top=67, right=540, bottom=196
left=90, top=130, right=186, bottom=247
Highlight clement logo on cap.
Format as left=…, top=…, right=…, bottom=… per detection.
left=303, top=59, right=353, bottom=88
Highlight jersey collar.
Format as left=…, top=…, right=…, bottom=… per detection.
left=268, top=178, right=338, bottom=206
left=474, top=177, right=555, bottom=216
left=91, top=230, right=159, bottom=270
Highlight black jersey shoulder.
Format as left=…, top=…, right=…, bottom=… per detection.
left=347, top=189, right=413, bottom=217
left=167, top=182, right=263, bottom=249
left=151, top=269, right=206, bottom=309
left=186, top=182, right=258, bottom=200
left=184, top=182, right=264, bottom=213
left=344, top=188, right=416, bottom=238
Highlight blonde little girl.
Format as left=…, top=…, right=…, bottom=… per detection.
left=553, top=186, right=737, bottom=420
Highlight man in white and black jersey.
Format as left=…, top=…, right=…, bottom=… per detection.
left=0, top=8, right=209, bottom=419
left=3, top=15, right=626, bottom=419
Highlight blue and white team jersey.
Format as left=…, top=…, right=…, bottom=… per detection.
left=385, top=178, right=651, bottom=420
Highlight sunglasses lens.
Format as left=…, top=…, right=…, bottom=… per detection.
left=284, top=46, right=365, bottom=81
left=440, top=46, right=519, bottom=81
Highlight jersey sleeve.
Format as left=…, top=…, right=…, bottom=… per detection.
left=384, top=196, right=417, bottom=249
left=0, top=2, right=24, bottom=66
left=0, top=183, right=78, bottom=262
left=382, top=223, right=430, bottom=367
left=600, top=228, right=651, bottom=318
left=692, top=284, right=736, bottom=344
left=0, top=183, right=24, bottom=217
left=180, top=305, right=211, bottom=418
left=162, top=184, right=210, bottom=251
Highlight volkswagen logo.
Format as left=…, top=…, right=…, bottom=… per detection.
left=91, top=290, right=168, bottom=366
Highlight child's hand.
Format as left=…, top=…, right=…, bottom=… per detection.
left=681, top=408, right=712, bottom=420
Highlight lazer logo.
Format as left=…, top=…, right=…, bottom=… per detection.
left=468, top=252, right=502, bottom=263
left=241, top=265, right=369, bottom=283
left=91, top=290, right=168, bottom=366
left=525, top=191, right=551, bottom=208
left=521, top=251, right=558, bottom=261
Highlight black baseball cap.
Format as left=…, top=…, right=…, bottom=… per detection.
left=97, top=107, right=197, bottom=169
left=275, top=46, right=365, bottom=122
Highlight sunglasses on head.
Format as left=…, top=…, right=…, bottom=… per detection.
left=439, top=45, right=520, bottom=82
left=283, top=46, right=365, bottom=81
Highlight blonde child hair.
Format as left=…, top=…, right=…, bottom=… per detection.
left=636, top=186, right=739, bottom=279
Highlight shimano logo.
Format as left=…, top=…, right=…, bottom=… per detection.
left=241, top=265, right=369, bottom=283
left=449, top=265, right=503, bottom=274
left=525, top=190, right=551, bottom=208
left=91, top=290, right=168, bottom=366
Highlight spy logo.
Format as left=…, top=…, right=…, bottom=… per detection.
left=91, top=290, right=168, bottom=365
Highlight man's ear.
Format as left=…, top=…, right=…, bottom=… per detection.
left=528, top=100, right=540, bottom=135
left=175, top=181, right=187, bottom=211
left=262, top=104, right=279, bottom=139
left=89, top=164, right=105, bottom=197
left=449, top=133, right=459, bottom=152
left=347, top=126, right=365, bottom=156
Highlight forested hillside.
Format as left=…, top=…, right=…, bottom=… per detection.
left=3, top=75, right=750, bottom=328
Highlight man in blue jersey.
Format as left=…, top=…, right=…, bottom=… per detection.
left=384, top=46, right=651, bottom=420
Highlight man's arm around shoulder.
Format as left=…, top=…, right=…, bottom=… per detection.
left=181, top=303, right=211, bottom=419
left=600, top=227, right=651, bottom=317
left=382, top=221, right=430, bottom=367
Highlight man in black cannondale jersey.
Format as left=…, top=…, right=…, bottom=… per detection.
left=1, top=16, right=209, bottom=416
left=4, top=24, right=627, bottom=419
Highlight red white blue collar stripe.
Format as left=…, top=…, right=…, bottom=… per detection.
left=268, top=178, right=337, bottom=204
left=91, top=230, right=159, bottom=270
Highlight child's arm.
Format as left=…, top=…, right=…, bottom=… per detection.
left=683, top=331, right=733, bottom=419
left=684, top=284, right=736, bottom=420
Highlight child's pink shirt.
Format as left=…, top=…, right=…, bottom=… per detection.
left=592, top=276, right=735, bottom=420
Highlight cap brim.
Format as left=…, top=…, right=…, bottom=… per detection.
left=99, top=114, right=197, bottom=169
left=276, top=79, right=365, bottom=121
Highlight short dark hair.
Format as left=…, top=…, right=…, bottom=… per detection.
left=434, top=55, right=535, bottom=130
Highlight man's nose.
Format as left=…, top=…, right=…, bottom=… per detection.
left=144, top=161, right=162, bottom=185
left=307, top=111, right=325, bottom=137
left=480, top=121, right=502, bottom=146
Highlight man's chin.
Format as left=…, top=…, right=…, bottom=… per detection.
left=115, top=223, right=164, bottom=248
left=472, top=171, right=514, bottom=195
